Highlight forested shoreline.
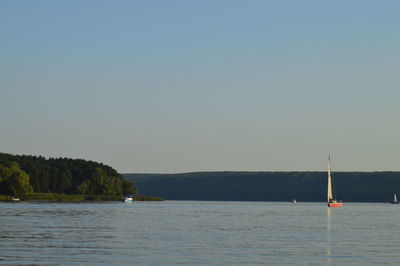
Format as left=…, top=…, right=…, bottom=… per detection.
left=0, top=153, right=136, bottom=200
left=125, top=171, right=400, bottom=202
left=3, top=151, right=398, bottom=203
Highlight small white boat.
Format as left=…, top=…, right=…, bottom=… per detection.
left=11, top=197, right=20, bottom=202
left=124, top=195, right=133, bottom=203
left=292, top=199, right=296, bottom=204
left=391, top=193, right=399, bottom=204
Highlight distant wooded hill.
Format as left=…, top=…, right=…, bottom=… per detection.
left=124, top=171, right=400, bottom=202
left=0, top=153, right=136, bottom=197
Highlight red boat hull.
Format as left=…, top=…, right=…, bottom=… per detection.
left=328, top=202, right=343, bottom=208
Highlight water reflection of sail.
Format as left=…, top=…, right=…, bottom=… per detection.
left=326, top=208, right=332, bottom=265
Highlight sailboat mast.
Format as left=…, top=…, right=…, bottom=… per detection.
left=327, top=156, right=333, bottom=202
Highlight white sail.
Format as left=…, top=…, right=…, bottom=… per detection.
left=394, top=194, right=397, bottom=202
left=327, top=156, right=342, bottom=207
left=327, top=156, right=333, bottom=202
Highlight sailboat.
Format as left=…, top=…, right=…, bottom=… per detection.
left=391, top=193, right=399, bottom=204
left=327, top=156, right=343, bottom=208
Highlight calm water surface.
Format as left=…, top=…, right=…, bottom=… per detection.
left=1, top=201, right=400, bottom=265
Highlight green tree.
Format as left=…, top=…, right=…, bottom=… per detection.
left=122, top=180, right=136, bottom=195
left=0, top=162, right=33, bottom=196
left=77, top=179, right=91, bottom=194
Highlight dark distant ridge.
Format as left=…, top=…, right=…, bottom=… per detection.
left=124, top=171, right=400, bottom=202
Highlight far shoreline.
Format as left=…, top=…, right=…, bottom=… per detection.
left=0, top=193, right=164, bottom=202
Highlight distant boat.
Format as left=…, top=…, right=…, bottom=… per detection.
left=391, top=194, right=399, bottom=204
left=124, top=195, right=133, bottom=203
left=327, top=156, right=343, bottom=208
left=292, top=199, right=297, bottom=204
left=11, top=197, right=20, bottom=202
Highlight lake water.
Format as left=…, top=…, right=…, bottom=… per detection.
left=1, top=201, right=400, bottom=265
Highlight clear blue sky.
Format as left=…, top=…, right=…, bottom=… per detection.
left=1, top=0, right=399, bottom=173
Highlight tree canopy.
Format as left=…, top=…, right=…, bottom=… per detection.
left=0, top=153, right=136, bottom=197
left=0, top=162, right=33, bottom=196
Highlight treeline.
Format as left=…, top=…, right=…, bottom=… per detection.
left=0, top=153, right=136, bottom=198
left=125, top=171, right=400, bottom=202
